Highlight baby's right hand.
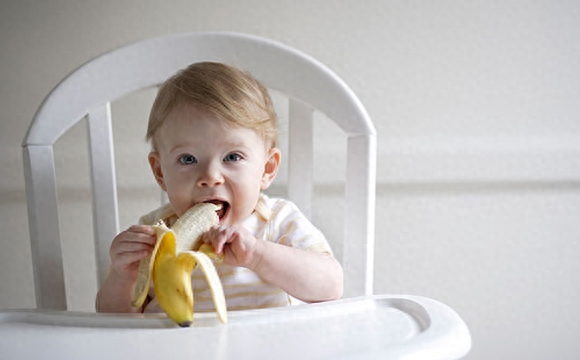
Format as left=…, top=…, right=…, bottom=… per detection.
left=109, top=225, right=157, bottom=282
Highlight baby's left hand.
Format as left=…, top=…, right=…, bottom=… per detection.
left=200, top=225, right=259, bottom=267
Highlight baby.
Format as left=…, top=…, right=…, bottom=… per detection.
left=96, top=62, right=343, bottom=313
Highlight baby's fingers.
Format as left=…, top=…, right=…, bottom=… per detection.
left=112, top=248, right=150, bottom=267
left=202, top=226, right=229, bottom=254
left=110, top=226, right=156, bottom=260
left=113, top=240, right=153, bottom=255
left=126, top=225, right=156, bottom=241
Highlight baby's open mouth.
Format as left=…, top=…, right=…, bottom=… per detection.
left=204, top=200, right=229, bottom=221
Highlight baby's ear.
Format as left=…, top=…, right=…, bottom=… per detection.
left=261, top=148, right=281, bottom=190
left=148, top=151, right=167, bottom=191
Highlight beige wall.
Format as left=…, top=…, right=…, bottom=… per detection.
left=2, top=1, right=580, bottom=359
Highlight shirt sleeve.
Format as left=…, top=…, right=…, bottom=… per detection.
left=138, top=203, right=177, bottom=226
left=267, top=198, right=333, bottom=255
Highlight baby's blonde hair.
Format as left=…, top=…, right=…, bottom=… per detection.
left=147, top=61, right=278, bottom=150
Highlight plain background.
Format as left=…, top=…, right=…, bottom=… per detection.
left=2, top=1, right=580, bottom=359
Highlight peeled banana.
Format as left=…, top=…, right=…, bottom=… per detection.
left=131, top=203, right=227, bottom=326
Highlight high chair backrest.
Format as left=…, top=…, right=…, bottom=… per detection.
left=22, top=32, right=376, bottom=310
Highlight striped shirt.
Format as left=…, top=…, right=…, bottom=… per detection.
left=140, top=194, right=333, bottom=313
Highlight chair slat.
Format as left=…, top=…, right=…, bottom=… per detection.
left=23, top=145, right=67, bottom=309
left=343, top=134, right=377, bottom=297
left=87, top=104, right=119, bottom=287
left=287, top=98, right=314, bottom=219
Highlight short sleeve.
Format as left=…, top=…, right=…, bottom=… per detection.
left=138, top=203, right=177, bottom=226
left=266, top=198, right=333, bottom=255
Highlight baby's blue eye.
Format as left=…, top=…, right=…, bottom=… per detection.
left=224, top=153, right=242, bottom=162
left=179, top=154, right=197, bottom=165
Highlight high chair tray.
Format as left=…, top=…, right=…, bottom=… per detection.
left=0, top=294, right=470, bottom=360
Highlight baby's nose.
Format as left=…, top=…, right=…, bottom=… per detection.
left=196, top=165, right=224, bottom=187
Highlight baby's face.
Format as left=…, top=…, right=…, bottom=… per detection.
left=149, top=103, right=277, bottom=226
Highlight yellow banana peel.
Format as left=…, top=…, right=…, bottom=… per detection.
left=131, top=203, right=227, bottom=326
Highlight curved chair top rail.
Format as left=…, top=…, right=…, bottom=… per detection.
left=23, top=32, right=375, bottom=147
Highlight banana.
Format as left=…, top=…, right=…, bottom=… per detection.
left=131, top=203, right=227, bottom=326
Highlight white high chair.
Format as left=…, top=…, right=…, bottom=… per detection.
left=22, top=32, right=376, bottom=308
left=5, top=32, right=471, bottom=359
